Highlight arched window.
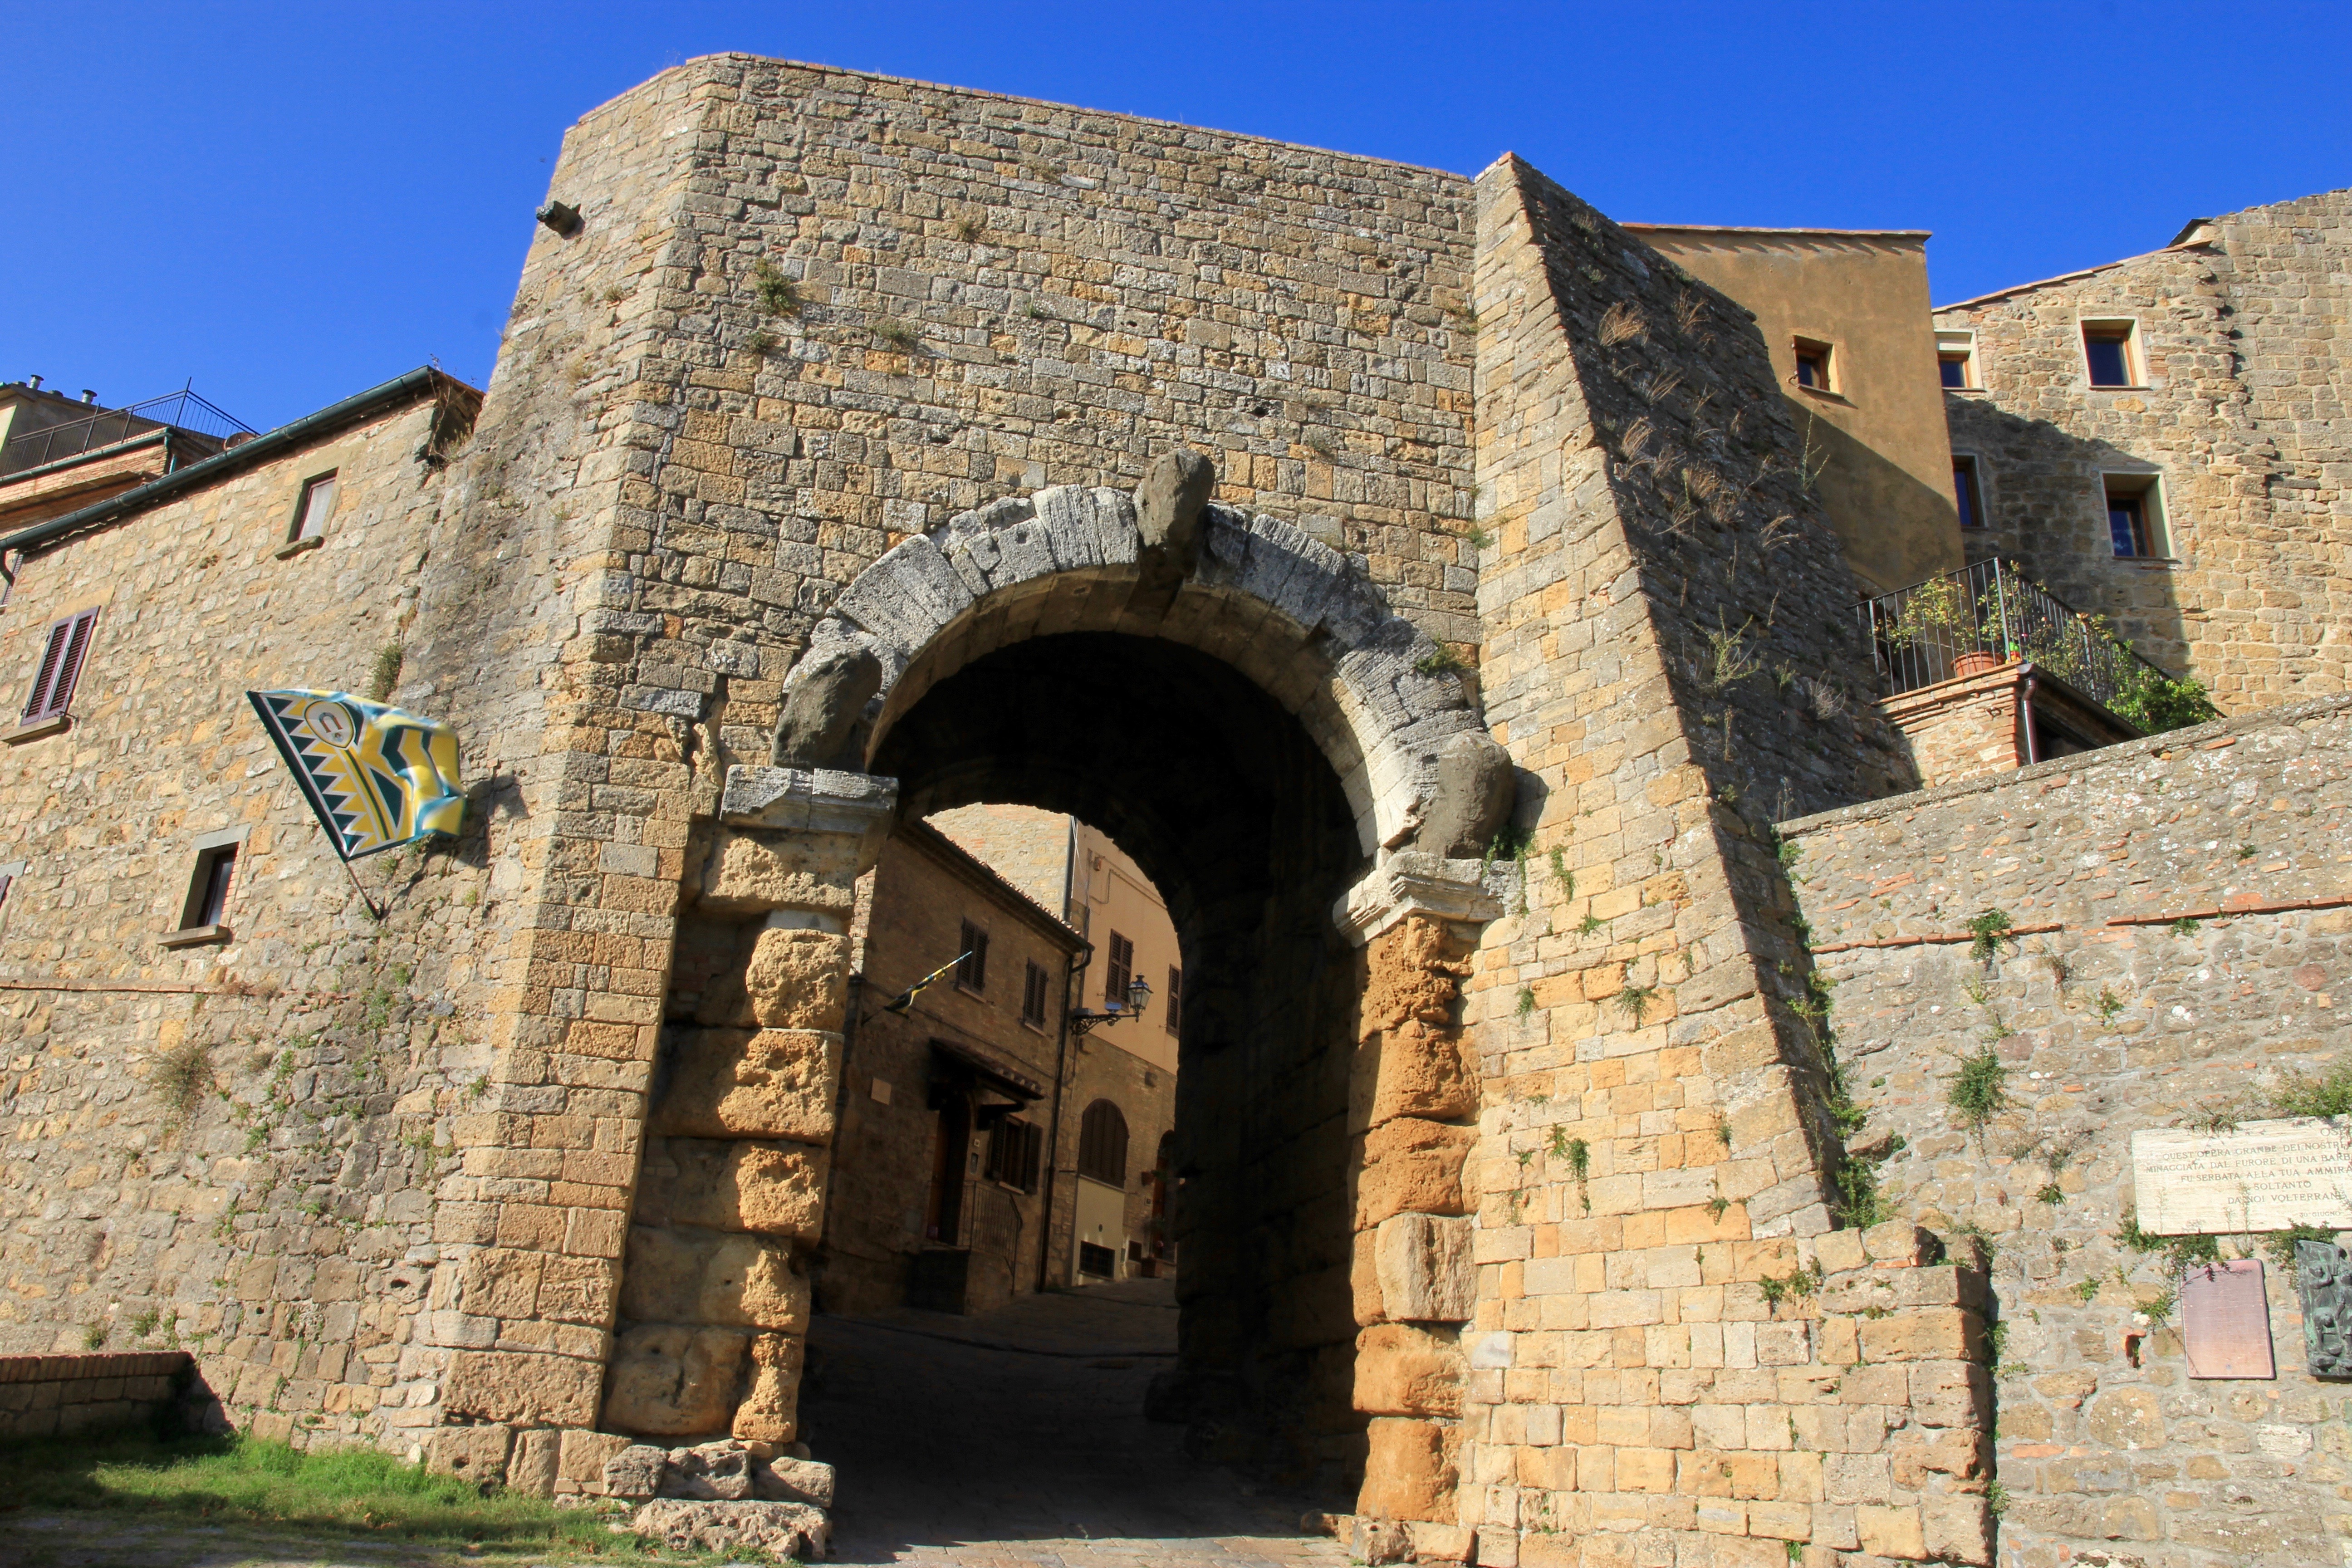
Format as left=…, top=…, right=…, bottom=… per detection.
left=1077, top=1099, right=1129, bottom=1185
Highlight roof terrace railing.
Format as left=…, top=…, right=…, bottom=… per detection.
left=1856, top=557, right=2179, bottom=722
left=2, top=387, right=255, bottom=477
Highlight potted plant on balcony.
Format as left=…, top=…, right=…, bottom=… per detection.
left=1888, top=572, right=1992, bottom=678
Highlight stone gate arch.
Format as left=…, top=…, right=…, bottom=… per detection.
left=610, top=454, right=1514, bottom=1534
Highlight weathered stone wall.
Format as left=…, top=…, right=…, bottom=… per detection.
left=1783, top=692, right=2352, bottom=1567
left=1936, top=189, right=2352, bottom=711
left=0, top=387, right=529, bottom=1465
left=1458, top=154, right=1986, bottom=1567
left=0, top=1350, right=199, bottom=1438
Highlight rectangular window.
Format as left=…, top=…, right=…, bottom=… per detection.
left=183, top=843, right=238, bottom=931
left=1792, top=337, right=1833, bottom=392
left=1953, top=457, right=1985, bottom=529
left=22, top=608, right=98, bottom=722
left=1021, top=960, right=1050, bottom=1029
left=1078, top=1240, right=1117, bottom=1278
left=1105, top=931, right=1133, bottom=1006
left=290, top=471, right=338, bottom=543
left=1165, top=966, right=1183, bottom=1035
left=2104, top=474, right=2170, bottom=559
left=1936, top=329, right=1977, bottom=389
left=985, top=1117, right=1041, bottom=1192
left=2083, top=322, right=2138, bottom=387
left=956, top=920, right=989, bottom=994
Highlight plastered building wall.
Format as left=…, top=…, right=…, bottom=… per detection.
left=1781, top=693, right=2352, bottom=1567
left=1628, top=227, right=1963, bottom=598
left=1936, top=189, right=2352, bottom=712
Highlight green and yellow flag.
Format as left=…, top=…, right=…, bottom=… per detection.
left=248, top=690, right=465, bottom=860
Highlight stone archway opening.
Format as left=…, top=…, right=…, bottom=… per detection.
left=603, top=460, right=1510, bottom=1548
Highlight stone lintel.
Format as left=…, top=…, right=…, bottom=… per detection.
left=1335, top=851, right=1503, bottom=947
left=718, top=767, right=897, bottom=871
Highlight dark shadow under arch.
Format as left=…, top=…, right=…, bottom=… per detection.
left=872, top=629, right=1372, bottom=1490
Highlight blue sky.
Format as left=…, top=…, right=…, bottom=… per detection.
left=9, top=1, right=2347, bottom=431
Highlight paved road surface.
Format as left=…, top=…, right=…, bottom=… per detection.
left=804, top=1280, right=1349, bottom=1568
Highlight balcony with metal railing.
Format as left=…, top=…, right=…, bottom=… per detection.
left=0, top=387, right=255, bottom=478
left=1856, top=558, right=2181, bottom=727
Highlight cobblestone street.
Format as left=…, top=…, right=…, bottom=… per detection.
left=804, top=1281, right=1349, bottom=1568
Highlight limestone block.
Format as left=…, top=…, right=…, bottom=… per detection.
left=1357, top=1416, right=1459, bottom=1524
left=1856, top=1307, right=1982, bottom=1363
left=1357, top=1021, right=1478, bottom=1131
left=652, top=1029, right=840, bottom=1144
left=421, top=1423, right=511, bottom=1484
left=755, top=1452, right=834, bottom=1507
left=441, top=1349, right=602, bottom=1427
left=1855, top=1504, right=1926, bottom=1560
left=1922, top=1497, right=1994, bottom=1567
left=602, top=1323, right=750, bottom=1437
left=509, top=1427, right=560, bottom=1497
left=1406, top=1522, right=1475, bottom=1563
left=662, top=1441, right=755, bottom=1499
left=604, top=1443, right=669, bottom=1499
left=638, top=1138, right=829, bottom=1240
left=696, top=929, right=851, bottom=1030
left=700, top=829, right=863, bottom=916
left=1352, top=1229, right=1387, bottom=1326
left=560, top=1429, right=634, bottom=1494
left=732, top=1332, right=805, bottom=1443
left=1353, top=1323, right=1465, bottom=1417
left=631, top=1498, right=830, bottom=1564
left=618, top=1226, right=811, bottom=1332
left=1374, top=1213, right=1476, bottom=1322
left=1352, top=1119, right=1474, bottom=1229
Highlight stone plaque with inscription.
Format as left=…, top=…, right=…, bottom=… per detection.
left=2131, top=1118, right=2352, bottom=1235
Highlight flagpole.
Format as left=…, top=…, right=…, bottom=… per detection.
left=340, top=853, right=384, bottom=921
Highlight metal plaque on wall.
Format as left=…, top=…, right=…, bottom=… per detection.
left=2297, top=1240, right=2352, bottom=1379
left=2183, top=1259, right=2275, bottom=1379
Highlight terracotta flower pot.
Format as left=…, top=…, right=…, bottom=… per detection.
left=1952, top=650, right=2005, bottom=678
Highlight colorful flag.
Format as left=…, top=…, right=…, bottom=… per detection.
left=248, top=690, right=465, bottom=860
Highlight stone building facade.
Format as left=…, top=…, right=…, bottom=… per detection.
left=1934, top=190, right=2352, bottom=714
left=0, top=50, right=2346, bottom=1568
left=818, top=817, right=1083, bottom=1319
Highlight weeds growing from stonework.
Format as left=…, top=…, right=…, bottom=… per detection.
left=1413, top=644, right=1467, bottom=676
left=753, top=260, right=800, bottom=316
left=365, top=641, right=404, bottom=703
left=0, top=1433, right=701, bottom=1562
left=150, top=1039, right=215, bottom=1131
left=1947, top=1045, right=2011, bottom=1136
left=2269, top=1058, right=2352, bottom=1119
left=1966, top=907, right=2015, bottom=962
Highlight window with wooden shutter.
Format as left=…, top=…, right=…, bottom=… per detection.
left=1021, top=960, right=1050, bottom=1028
left=985, top=1117, right=1041, bottom=1192
left=1165, top=966, right=1183, bottom=1035
left=956, top=920, right=989, bottom=993
left=1078, top=1099, right=1129, bottom=1185
left=23, top=608, right=98, bottom=721
left=1104, top=931, right=1133, bottom=1006
left=289, top=471, right=338, bottom=543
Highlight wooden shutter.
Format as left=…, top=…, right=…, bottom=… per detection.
left=1166, top=966, right=1182, bottom=1034
left=24, top=609, right=97, bottom=720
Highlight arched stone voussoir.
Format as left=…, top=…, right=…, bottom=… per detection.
left=773, top=473, right=1505, bottom=859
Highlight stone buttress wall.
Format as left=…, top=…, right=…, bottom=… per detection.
left=1937, top=188, right=2352, bottom=710
left=1783, top=694, right=2352, bottom=1568
left=1457, top=152, right=1987, bottom=1567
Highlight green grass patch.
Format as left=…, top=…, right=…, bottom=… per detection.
left=0, top=1432, right=692, bottom=1562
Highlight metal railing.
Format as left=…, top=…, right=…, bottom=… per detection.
left=1, top=386, right=254, bottom=476
left=1857, top=557, right=2177, bottom=720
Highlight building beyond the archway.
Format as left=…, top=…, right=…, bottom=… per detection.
left=3, top=53, right=2348, bottom=1568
